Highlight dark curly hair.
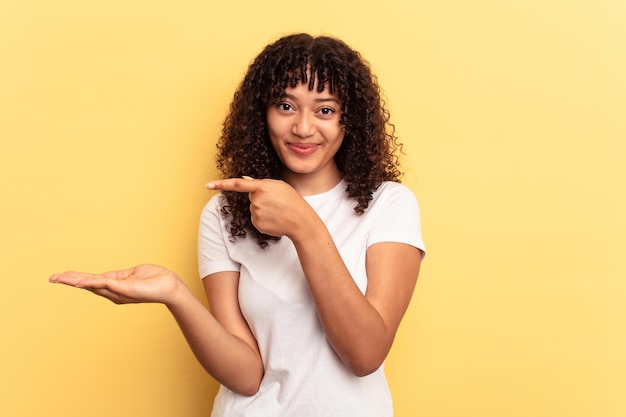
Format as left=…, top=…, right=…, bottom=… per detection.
left=215, top=33, right=403, bottom=247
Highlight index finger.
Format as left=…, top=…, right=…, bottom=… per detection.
left=205, top=177, right=258, bottom=193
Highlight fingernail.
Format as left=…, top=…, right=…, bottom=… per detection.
left=205, top=182, right=216, bottom=189
left=242, top=176, right=254, bottom=180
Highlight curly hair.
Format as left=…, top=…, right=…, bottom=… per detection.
left=215, top=33, right=403, bottom=247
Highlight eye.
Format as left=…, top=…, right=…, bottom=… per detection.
left=278, top=102, right=293, bottom=111
left=318, top=107, right=336, bottom=116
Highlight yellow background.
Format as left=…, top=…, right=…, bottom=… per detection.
left=1, top=0, right=624, bottom=416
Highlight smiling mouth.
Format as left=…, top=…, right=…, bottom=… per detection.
left=288, top=143, right=319, bottom=156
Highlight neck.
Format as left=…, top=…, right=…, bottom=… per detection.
left=283, top=168, right=343, bottom=196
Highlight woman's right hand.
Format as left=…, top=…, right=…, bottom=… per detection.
left=50, top=265, right=265, bottom=395
left=49, top=264, right=182, bottom=306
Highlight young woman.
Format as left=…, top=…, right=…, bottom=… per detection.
left=50, top=33, right=425, bottom=417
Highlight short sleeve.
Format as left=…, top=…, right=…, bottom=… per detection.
left=366, top=183, right=426, bottom=257
left=198, top=194, right=241, bottom=279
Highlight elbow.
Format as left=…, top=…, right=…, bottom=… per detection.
left=335, top=337, right=393, bottom=377
left=228, top=377, right=262, bottom=397
left=350, top=361, right=384, bottom=377
left=345, top=353, right=387, bottom=377
left=238, top=383, right=261, bottom=397
left=218, top=367, right=264, bottom=397
left=332, top=331, right=395, bottom=377
left=235, top=368, right=264, bottom=396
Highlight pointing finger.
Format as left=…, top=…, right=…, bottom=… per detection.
left=205, top=176, right=258, bottom=193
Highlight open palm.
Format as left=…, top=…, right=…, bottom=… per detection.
left=49, top=264, right=181, bottom=305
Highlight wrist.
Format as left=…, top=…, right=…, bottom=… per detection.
left=164, top=277, right=192, bottom=310
left=288, top=213, right=326, bottom=245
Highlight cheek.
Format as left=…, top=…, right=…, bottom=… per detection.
left=322, top=122, right=343, bottom=140
left=332, top=128, right=345, bottom=147
left=268, top=133, right=281, bottom=154
left=265, top=119, right=281, bottom=143
left=266, top=110, right=280, bottom=133
left=267, top=116, right=289, bottom=139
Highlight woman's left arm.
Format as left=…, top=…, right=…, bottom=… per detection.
left=291, top=217, right=422, bottom=376
left=207, top=177, right=423, bottom=376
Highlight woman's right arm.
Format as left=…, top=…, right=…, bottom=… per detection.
left=167, top=270, right=264, bottom=396
left=50, top=265, right=263, bottom=395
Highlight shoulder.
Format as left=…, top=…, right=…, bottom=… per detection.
left=201, top=192, right=229, bottom=217
left=371, top=181, right=419, bottom=208
left=374, top=181, right=414, bottom=195
left=199, top=193, right=232, bottom=235
left=366, top=181, right=426, bottom=254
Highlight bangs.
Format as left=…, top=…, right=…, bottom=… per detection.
left=269, top=63, right=340, bottom=104
left=283, top=64, right=337, bottom=94
left=263, top=36, right=349, bottom=103
left=243, top=34, right=364, bottom=111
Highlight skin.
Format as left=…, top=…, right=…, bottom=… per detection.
left=265, top=82, right=345, bottom=195
left=49, top=82, right=422, bottom=395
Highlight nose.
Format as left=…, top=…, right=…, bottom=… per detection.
left=291, top=111, right=316, bottom=138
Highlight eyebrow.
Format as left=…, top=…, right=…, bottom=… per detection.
left=283, top=93, right=341, bottom=104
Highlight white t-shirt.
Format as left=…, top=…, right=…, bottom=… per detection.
left=198, top=180, right=425, bottom=417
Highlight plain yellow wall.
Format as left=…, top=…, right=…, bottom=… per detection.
left=1, top=1, right=624, bottom=416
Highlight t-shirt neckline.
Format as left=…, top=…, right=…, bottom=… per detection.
left=303, top=179, right=346, bottom=204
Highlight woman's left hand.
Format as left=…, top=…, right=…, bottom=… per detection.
left=206, top=177, right=316, bottom=239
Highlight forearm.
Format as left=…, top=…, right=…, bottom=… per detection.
left=166, top=284, right=264, bottom=395
left=291, top=222, right=393, bottom=376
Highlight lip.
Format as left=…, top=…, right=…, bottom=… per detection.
left=287, top=143, right=320, bottom=156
